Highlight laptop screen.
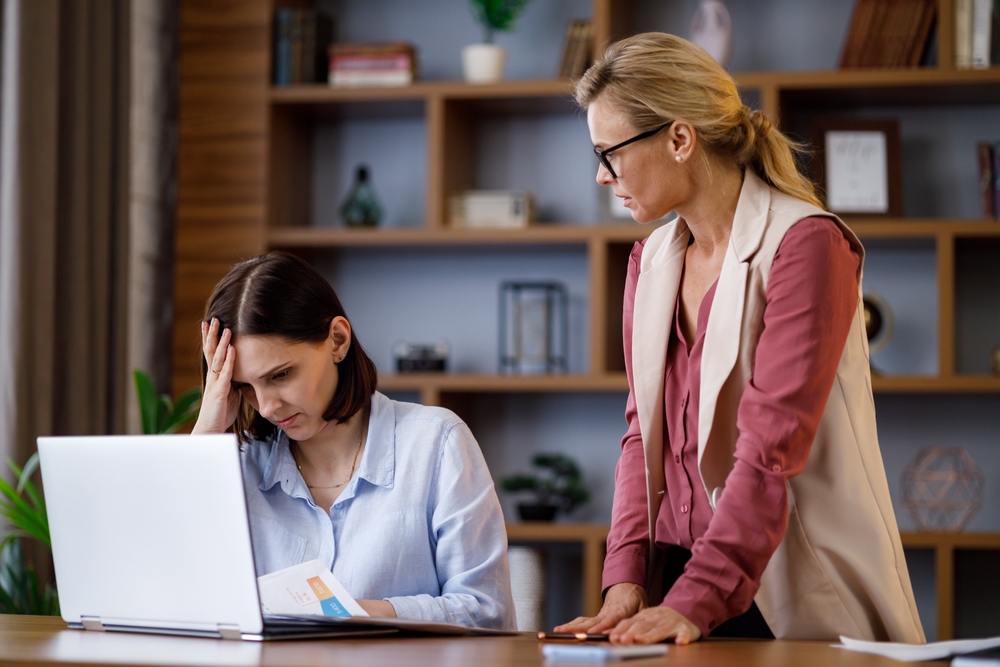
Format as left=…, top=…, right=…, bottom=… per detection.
left=38, top=434, right=264, bottom=635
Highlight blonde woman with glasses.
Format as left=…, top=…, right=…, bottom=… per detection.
left=556, top=33, right=924, bottom=646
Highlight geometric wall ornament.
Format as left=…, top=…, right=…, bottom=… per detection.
left=901, top=446, right=985, bottom=532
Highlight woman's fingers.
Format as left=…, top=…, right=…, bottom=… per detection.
left=218, top=342, right=235, bottom=382
left=202, top=318, right=219, bottom=367
left=608, top=607, right=701, bottom=646
left=208, top=329, right=233, bottom=378
left=553, top=616, right=599, bottom=633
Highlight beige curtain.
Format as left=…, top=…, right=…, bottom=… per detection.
left=0, top=0, right=132, bottom=470
left=128, top=0, right=178, bottom=431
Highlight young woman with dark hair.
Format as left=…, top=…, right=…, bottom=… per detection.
left=192, top=252, right=515, bottom=630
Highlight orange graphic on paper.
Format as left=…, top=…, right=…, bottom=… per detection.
left=307, top=576, right=333, bottom=600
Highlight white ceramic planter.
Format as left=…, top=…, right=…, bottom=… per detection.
left=462, top=44, right=505, bottom=83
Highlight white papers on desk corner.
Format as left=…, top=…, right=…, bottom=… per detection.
left=835, top=635, right=1000, bottom=662
left=257, top=559, right=369, bottom=619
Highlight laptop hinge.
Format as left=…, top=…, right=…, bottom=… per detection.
left=80, top=616, right=105, bottom=632
left=217, top=623, right=242, bottom=640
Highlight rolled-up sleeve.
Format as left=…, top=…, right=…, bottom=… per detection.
left=386, top=422, right=516, bottom=630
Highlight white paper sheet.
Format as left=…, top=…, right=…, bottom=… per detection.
left=257, top=560, right=369, bottom=618
left=835, top=635, right=1000, bottom=662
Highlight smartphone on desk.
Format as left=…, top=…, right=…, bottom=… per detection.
left=542, top=643, right=668, bottom=662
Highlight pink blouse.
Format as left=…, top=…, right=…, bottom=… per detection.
left=602, top=217, right=861, bottom=636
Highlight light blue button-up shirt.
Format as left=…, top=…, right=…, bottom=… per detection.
left=241, top=391, right=516, bottom=630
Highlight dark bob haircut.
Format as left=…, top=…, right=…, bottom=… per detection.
left=201, top=251, right=378, bottom=443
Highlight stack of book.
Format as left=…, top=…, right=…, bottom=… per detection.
left=328, top=43, right=417, bottom=88
left=839, top=0, right=937, bottom=68
left=273, top=9, right=334, bottom=85
left=557, top=20, right=593, bottom=79
left=955, top=0, right=999, bottom=68
left=978, top=142, right=1000, bottom=219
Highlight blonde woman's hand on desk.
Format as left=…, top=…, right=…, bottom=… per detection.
left=554, top=582, right=647, bottom=635
left=192, top=318, right=240, bottom=434
left=607, top=605, right=701, bottom=645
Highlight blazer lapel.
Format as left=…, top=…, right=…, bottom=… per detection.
left=633, top=219, right=689, bottom=536
left=698, top=171, right=771, bottom=464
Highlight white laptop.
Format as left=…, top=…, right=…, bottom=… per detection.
left=37, top=434, right=394, bottom=641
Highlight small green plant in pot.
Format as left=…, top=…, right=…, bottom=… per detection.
left=463, top=0, right=532, bottom=83
left=501, top=453, right=589, bottom=522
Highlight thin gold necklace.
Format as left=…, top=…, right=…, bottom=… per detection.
left=294, top=435, right=363, bottom=490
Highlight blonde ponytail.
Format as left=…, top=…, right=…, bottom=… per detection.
left=575, top=33, right=821, bottom=208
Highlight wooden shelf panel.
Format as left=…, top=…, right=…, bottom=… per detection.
left=900, top=532, right=1000, bottom=549
left=379, top=373, right=1000, bottom=395
left=268, top=224, right=657, bottom=248
left=871, top=375, right=1000, bottom=393
left=380, top=373, right=630, bottom=394
left=507, top=522, right=610, bottom=543
left=268, top=220, right=1000, bottom=249
left=273, top=69, right=1000, bottom=105
left=737, top=67, right=1000, bottom=90
left=848, top=219, right=1000, bottom=238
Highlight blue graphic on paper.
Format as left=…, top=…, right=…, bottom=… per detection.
left=320, top=596, right=351, bottom=617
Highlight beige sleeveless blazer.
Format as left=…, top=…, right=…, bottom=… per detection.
left=632, top=170, right=924, bottom=642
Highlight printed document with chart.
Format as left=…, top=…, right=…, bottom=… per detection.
left=257, top=560, right=369, bottom=618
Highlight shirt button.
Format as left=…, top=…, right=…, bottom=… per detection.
left=675, top=455, right=681, bottom=464
left=681, top=504, right=689, bottom=513
left=335, top=503, right=343, bottom=509
left=772, top=464, right=781, bottom=472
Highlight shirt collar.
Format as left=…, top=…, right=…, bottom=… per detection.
left=257, top=430, right=312, bottom=500
left=354, top=391, right=395, bottom=489
left=256, top=392, right=395, bottom=494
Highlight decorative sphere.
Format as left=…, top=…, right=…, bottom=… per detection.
left=901, top=447, right=984, bottom=532
left=863, top=297, right=883, bottom=341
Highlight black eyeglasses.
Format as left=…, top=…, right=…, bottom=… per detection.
left=592, top=122, right=673, bottom=180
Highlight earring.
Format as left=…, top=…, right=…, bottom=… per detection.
left=676, top=156, right=682, bottom=162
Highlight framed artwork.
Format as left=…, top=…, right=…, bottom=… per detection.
left=811, top=118, right=902, bottom=218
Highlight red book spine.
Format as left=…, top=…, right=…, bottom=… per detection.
left=979, top=143, right=994, bottom=217
left=993, top=141, right=1000, bottom=218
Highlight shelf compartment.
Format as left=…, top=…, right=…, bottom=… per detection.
left=955, top=238, right=1000, bottom=375
left=507, top=522, right=608, bottom=618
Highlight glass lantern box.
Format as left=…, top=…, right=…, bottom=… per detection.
left=499, top=281, right=568, bottom=375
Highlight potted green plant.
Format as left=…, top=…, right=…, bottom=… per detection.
left=501, top=453, right=589, bottom=522
left=463, top=0, right=531, bottom=83
left=0, top=371, right=200, bottom=614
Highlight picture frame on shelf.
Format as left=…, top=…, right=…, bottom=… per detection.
left=811, top=118, right=903, bottom=218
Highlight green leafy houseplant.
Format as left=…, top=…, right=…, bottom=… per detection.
left=469, top=0, right=531, bottom=44
left=0, top=370, right=201, bottom=614
left=133, top=370, right=202, bottom=435
left=0, top=455, right=57, bottom=615
left=501, top=453, right=589, bottom=521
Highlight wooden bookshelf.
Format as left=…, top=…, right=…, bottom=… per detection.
left=507, top=522, right=609, bottom=618
left=507, top=523, right=1000, bottom=640
left=176, top=0, right=1000, bottom=639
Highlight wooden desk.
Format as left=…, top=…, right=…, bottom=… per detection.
left=0, top=616, right=946, bottom=667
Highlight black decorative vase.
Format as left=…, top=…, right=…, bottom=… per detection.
left=517, top=503, right=559, bottom=522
